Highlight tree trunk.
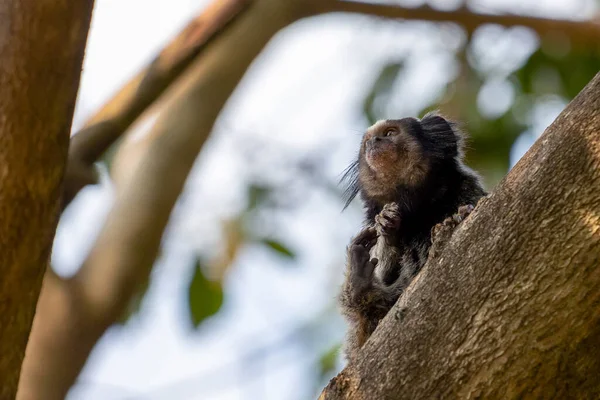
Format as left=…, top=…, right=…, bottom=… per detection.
left=321, top=73, right=600, bottom=399
left=0, top=1, right=94, bottom=397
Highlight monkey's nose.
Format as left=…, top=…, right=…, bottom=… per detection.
left=366, top=137, right=382, bottom=150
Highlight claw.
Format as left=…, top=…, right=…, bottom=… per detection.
left=457, top=204, right=474, bottom=219
left=375, top=202, right=401, bottom=236
left=431, top=204, right=475, bottom=244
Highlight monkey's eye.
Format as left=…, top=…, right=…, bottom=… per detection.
left=384, top=128, right=397, bottom=137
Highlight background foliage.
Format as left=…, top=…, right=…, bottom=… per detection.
left=52, top=0, right=599, bottom=398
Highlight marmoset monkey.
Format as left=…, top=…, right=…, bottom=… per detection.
left=339, top=113, right=486, bottom=361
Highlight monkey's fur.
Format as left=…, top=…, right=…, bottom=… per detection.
left=339, top=113, right=486, bottom=362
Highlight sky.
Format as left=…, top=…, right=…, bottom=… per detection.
left=50, top=0, right=596, bottom=399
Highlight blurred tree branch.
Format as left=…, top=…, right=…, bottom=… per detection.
left=320, top=73, right=600, bottom=399
left=17, top=0, right=600, bottom=398
left=314, top=1, right=600, bottom=43
left=61, top=0, right=600, bottom=207
left=62, top=0, right=252, bottom=208
left=19, top=0, right=309, bottom=398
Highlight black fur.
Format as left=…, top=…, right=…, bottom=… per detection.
left=339, top=112, right=486, bottom=362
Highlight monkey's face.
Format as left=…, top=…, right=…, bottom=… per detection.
left=340, top=113, right=461, bottom=208
left=358, top=118, right=430, bottom=201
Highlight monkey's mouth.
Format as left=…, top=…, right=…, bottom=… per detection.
left=366, top=142, right=397, bottom=169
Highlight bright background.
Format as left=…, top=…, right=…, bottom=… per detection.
left=51, top=0, right=599, bottom=398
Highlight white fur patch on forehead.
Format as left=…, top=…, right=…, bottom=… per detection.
left=366, top=120, right=391, bottom=137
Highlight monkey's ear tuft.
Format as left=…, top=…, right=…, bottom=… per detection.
left=419, top=112, right=465, bottom=159
left=340, top=160, right=360, bottom=210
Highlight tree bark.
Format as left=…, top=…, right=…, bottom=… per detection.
left=0, top=1, right=94, bottom=398
left=320, top=73, right=600, bottom=399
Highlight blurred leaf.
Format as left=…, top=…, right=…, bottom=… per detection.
left=247, top=184, right=272, bottom=211
left=364, top=61, right=405, bottom=124
left=260, top=238, right=296, bottom=259
left=188, top=260, right=224, bottom=329
left=515, top=47, right=600, bottom=99
left=465, top=111, right=525, bottom=184
left=319, top=343, right=342, bottom=379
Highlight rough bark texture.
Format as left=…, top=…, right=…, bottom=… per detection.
left=0, top=0, right=94, bottom=397
left=321, top=72, right=600, bottom=399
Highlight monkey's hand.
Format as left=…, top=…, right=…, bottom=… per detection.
left=345, top=227, right=378, bottom=303
left=340, top=227, right=388, bottom=361
left=430, top=204, right=474, bottom=257
left=375, top=202, right=401, bottom=238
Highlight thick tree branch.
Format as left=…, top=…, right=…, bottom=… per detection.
left=0, top=1, right=94, bottom=398
left=62, top=0, right=251, bottom=208
left=321, top=72, right=600, bottom=399
left=314, top=0, right=600, bottom=44
left=62, top=0, right=600, bottom=207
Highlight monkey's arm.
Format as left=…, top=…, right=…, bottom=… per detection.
left=339, top=228, right=395, bottom=362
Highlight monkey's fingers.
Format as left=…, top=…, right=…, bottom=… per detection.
left=362, top=257, right=377, bottom=278
left=431, top=204, right=474, bottom=244
left=380, top=213, right=401, bottom=228
left=382, top=202, right=400, bottom=215
left=352, top=226, right=378, bottom=248
left=350, top=244, right=370, bottom=265
left=380, top=203, right=401, bottom=221
left=375, top=213, right=400, bottom=236
left=348, top=246, right=376, bottom=283
left=457, top=204, right=475, bottom=220
left=353, top=253, right=377, bottom=280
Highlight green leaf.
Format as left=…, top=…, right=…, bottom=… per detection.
left=187, top=260, right=224, bottom=329
left=319, top=343, right=342, bottom=378
left=260, top=239, right=296, bottom=259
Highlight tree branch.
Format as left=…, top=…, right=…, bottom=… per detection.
left=19, top=0, right=311, bottom=398
left=62, top=0, right=252, bottom=208
left=22, top=0, right=600, bottom=397
left=0, top=1, right=94, bottom=398
left=320, top=72, right=600, bottom=399
left=313, top=0, right=600, bottom=44
left=62, top=0, right=600, bottom=207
